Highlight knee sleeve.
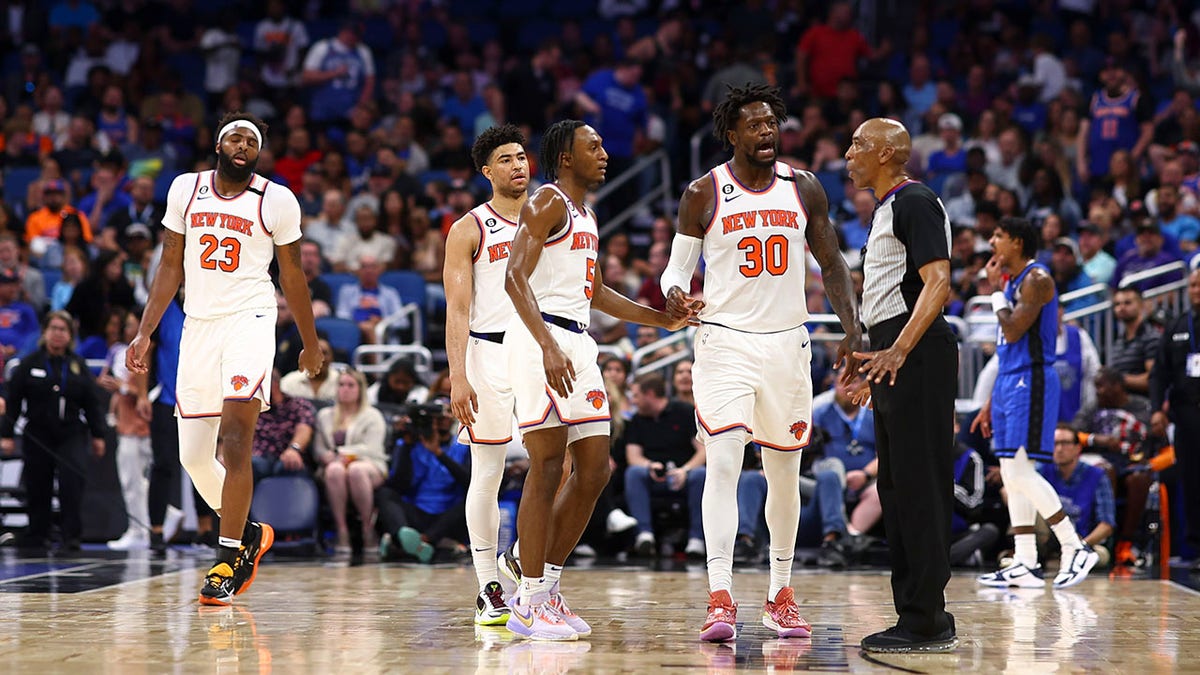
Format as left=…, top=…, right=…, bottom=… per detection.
left=1000, top=452, right=1064, bottom=522
left=178, top=416, right=223, bottom=511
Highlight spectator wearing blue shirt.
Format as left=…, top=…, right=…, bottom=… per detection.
left=441, top=72, right=487, bottom=144
left=1011, top=76, right=1048, bottom=136
left=1111, top=220, right=1183, bottom=292
left=902, top=55, right=937, bottom=132
left=1050, top=238, right=1103, bottom=313
left=925, top=113, right=967, bottom=183
left=335, top=254, right=404, bottom=346
left=1078, top=221, right=1118, bottom=285
left=840, top=190, right=874, bottom=257
left=76, top=163, right=131, bottom=232
left=376, top=400, right=471, bottom=563
left=0, top=269, right=40, bottom=358
left=576, top=60, right=647, bottom=167
left=49, top=0, right=100, bottom=33
left=1155, top=183, right=1200, bottom=253
left=300, top=21, right=376, bottom=125
left=1038, top=424, right=1115, bottom=564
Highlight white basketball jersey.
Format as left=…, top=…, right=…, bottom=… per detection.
left=162, top=170, right=302, bottom=319
left=699, top=162, right=810, bottom=333
left=528, top=184, right=600, bottom=327
left=468, top=202, right=518, bottom=333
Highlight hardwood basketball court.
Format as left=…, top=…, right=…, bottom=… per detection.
left=1, top=549, right=1196, bottom=673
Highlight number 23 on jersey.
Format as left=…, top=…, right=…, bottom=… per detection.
left=199, top=233, right=242, bottom=272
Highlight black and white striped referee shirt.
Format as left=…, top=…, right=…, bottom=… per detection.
left=860, top=180, right=952, bottom=329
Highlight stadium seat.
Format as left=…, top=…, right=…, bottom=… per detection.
left=40, top=268, right=61, bottom=291
left=319, top=273, right=358, bottom=304
left=250, top=475, right=321, bottom=553
left=315, top=316, right=360, bottom=358
left=379, top=270, right=427, bottom=308
left=815, top=171, right=845, bottom=209
left=3, top=167, right=41, bottom=210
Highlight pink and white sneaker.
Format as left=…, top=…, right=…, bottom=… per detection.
left=506, top=593, right=578, bottom=642
left=548, top=583, right=592, bottom=637
left=700, top=590, right=738, bottom=642
left=762, top=587, right=812, bottom=638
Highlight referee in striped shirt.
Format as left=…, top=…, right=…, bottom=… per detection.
left=844, top=118, right=959, bottom=653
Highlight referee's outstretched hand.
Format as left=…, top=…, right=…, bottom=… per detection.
left=852, top=346, right=908, bottom=387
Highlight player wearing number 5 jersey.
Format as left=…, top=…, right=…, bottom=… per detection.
left=501, top=120, right=696, bottom=641
left=662, top=84, right=862, bottom=641
left=126, top=113, right=323, bottom=607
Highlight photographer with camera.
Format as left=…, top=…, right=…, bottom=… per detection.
left=314, top=368, right=388, bottom=554
left=376, top=396, right=471, bottom=563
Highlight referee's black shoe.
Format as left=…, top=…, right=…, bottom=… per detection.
left=861, top=614, right=958, bottom=653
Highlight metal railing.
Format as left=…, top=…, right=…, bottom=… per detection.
left=351, top=344, right=435, bottom=383
left=630, top=328, right=696, bottom=378
left=690, top=121, right=716, bottom=180
left=592, top=149, right=674, bottom=239
left=374, top=303, right=424, bottom=346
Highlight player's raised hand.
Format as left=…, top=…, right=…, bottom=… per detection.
left=298, top=347, right=324, bottom=380
left=451, top=379, right=479, bottom=427
left=125, top=335, right=152, bottom=374
left=542, top=341, right=576, bottom=398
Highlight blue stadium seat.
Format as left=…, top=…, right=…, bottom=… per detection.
left=379, top=270, right=426, bottom=308
left=315, top=316, right=361, bottom=357
left=250, top=475, right=321, bottom=552
left=319, top=273, right=357, bottom=306
left=40, top=268, right=61, bottom=292
left=154, top=172, right=175, bottom=203
left=815, top=171, right=845, bottom=209
left=3, top=167, right=41, bottom=211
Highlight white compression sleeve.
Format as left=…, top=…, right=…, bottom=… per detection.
left=660, top=233, right=703, bottom=297
left=702, top=428, right=749, bottom=594
left=178, top=416, right=223, bottom=511
left=466, top=443, right=507, bottom=590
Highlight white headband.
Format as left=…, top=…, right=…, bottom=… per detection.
left=218, top=121, right=262, bottom=148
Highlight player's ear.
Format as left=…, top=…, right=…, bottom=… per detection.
left=481, top=164, right=492, bottom=181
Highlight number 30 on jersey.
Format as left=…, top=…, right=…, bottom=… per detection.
left=737, top=234, right=789, bottom=278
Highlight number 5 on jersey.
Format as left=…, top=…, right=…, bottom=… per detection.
left=737, top=234, right=789, bottom=278
left=584, top=257, right=596, bottom=299
left=199, top=233, right=242, bottom=272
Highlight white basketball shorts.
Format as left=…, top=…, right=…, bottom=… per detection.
left=506, top=317, right=610, bottom=444
left=457, top=334, right=516, bottom=445
left=175, top=308, right=276, bottom=418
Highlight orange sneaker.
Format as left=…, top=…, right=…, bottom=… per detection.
left=762, top=587, right=812, bottom=638
left=700, top=590, right=737, bottom=642
left=1114, top=540, right=1136, bottom=567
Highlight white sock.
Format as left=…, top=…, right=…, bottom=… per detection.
left=177, top=416, right=223, bottom=511
left=701, top=430, right=748, bottom=594
left=519, top=576, right=549, bottom=604
left=763, top=448, right=802, bottom=600
left=1013, top=533, right=1037, bottom=568
left=466, top=443, right=506, bottom=590
left=1051, top=519, right=1083, bottom=553
left=545, top=563, right=563, bottom=590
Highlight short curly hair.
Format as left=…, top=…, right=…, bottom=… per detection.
left=471, top=124, right=527, bottom=172
left=712, top=83, right=787, bottom=149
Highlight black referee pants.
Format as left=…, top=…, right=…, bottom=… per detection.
left=148, top=402, right=180, bottom=528
left=1171, top=404, right=1200, bottom=552
left=868, top=315, right=957, bottom=638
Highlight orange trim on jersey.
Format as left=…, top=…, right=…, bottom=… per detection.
left=756, top=437, right=811, bottom=452
left=257, top=178, right=273, bottom=237
left=464, top=426, right=513, bottom=445
left=566, top=414, right=611, bottom=425
left=724, top=162, right=777, bottom=194
left=176, top=406, right=222, bottom=419
left=470, top=211, right=485, bottom=263
left=788, top=167, right=810, bottom=222
left=696, top=410, right=753, bottom=437
left=544, top=218, right=573, bottom=247
left=518, top=401, right=557, bottom=429
left=482, top=202, right=518, bottom=226
left=703, top=169, right=721, bottom=234
left=184, top=173, right=203, bottom=215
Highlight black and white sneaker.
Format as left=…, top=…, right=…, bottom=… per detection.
left=977, top=561, right=1045, bottom=589
left=1053, top=545, right=1099, bottom=589
left=498, top=544, right=522, bottom=596
left=475, top=581, right=510, bottom=626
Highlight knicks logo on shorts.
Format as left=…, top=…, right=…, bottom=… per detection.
left=231, top=375, right=250, bottom=392
left=789, top=420, right=808, bottom=441
left=585, top=389, right=606, bottom=410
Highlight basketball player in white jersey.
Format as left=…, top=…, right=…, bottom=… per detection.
left=444, top=124, right=529, bottom=626
left=127, top=113, right=323, bottom=606
left=502, top=120, right=695, bottom=640
left=662, top=84, right=862, bottom=641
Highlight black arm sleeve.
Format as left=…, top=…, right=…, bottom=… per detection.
left=892, top=189, right=951, bottom=269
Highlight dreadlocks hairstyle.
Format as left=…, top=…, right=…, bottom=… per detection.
left=471, top=123, right=527, bottom=172
left=215, top=111, right=268, bottom=143
left=711, top=83, right=788, bottom=150
left=540, top=119, right=586, bottom=182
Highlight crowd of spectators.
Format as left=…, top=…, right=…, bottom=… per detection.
left=1, top=1, right=1198, bottom=565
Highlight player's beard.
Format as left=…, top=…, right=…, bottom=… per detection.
left=217, top=148, right=259, bottom=183
left=747, top=142, right=778, bottom=169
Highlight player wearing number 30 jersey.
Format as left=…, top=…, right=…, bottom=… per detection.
left=661, top=84, right=862, bottom=642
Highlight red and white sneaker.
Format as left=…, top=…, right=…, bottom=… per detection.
left=700, top=590, right=738, bottom=642
left=762, top=587, right=812, bottom=638
left=506, top=593, right=578, bottom=642
left=548, top=584, right=592, bottom=637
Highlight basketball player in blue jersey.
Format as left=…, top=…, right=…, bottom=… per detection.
left=128, top=112, right=324, bottom=605
left=1076, top=59, right=1152, bottom=187
left=502, top=120, right=695, bottom=640
left=972, top=217, right=1099, bottom=589
left=444, top=124, right=529, bottom=626
left=662, top=83, right=861, bottom=641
